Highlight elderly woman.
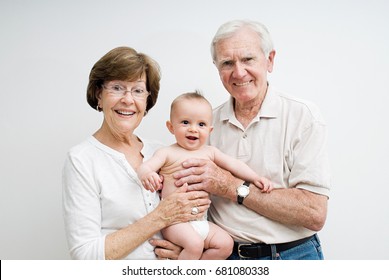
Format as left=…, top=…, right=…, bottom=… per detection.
left=62, top=47, right=210, bottom=260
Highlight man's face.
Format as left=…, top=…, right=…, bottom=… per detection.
left=214, top=27, right=275, bottom=104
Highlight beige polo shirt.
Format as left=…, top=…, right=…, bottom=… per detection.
left=208, top=85, right=331, bottom=244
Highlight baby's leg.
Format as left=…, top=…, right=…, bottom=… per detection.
left=201, top=222, right=233, bottom=260
left=162, top=222, right=204, bottom=260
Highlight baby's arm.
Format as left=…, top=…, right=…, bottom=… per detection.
left=137, top=148, right=168, bottom=192
left=253, top=177, right=274, bottom=193
left=212, top=147, right=274, bottom=193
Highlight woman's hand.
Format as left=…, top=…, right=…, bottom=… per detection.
left=156, top=183, right=211, bottom=226
left=149, top=183, right=210, bottom=260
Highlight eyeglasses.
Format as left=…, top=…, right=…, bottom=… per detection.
left=102, top=83, right=150, bottom=100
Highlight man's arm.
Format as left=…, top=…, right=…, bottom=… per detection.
left=244, top=182, right=327, bottom=231
left=173, top=159, right=327, bottom=231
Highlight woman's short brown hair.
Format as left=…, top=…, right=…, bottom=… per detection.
left=86, top=46, right=161, bottom=113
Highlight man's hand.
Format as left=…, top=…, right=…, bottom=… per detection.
left=149, top=239, right=182, bottom=260
left=173, top=158, right=241, bottom=200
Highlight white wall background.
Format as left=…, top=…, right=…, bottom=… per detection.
left=1, top=0, right=388, bottom=260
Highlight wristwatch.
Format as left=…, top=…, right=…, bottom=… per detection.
left=236, top=181, right=250, bottom=204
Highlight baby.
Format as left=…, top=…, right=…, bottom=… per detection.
left=137, top=91, right=274, bottom=259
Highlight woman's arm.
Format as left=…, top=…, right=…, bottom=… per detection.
left=63, top=153, right=210, bottom=260
left=105, top=184, right=210, bottom=260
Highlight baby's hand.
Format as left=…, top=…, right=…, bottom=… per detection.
left=253, top=177, right=274, bottom=193
left=141, top=172, right=163, bottom=192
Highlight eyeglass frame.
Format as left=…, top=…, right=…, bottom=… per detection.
left=101, top=83, right=150, bottom=100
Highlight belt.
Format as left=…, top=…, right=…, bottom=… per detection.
left=233, top=235, right=314, bottom=258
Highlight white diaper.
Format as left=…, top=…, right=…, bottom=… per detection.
left=189, top=220, right=209, bottom=240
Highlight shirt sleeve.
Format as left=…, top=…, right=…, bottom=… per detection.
left=288, top=120, right=331, bottom=197
left=62, top=151, right=106, bottom=260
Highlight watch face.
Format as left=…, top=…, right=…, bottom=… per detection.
left=238, top=186, right=249, bottom=196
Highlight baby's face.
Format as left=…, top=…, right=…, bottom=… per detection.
left=168, top=99, right=213, bottom=151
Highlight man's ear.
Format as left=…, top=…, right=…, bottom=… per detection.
left=166, top=121, right=174, bottom=134
left=267, top=50, right=276, bottom=73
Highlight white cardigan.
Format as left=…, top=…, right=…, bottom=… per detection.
left=62, top=136, right=163, bottom=259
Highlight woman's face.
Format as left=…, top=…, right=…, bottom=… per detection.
left=98, top=76, right=149, bottom=138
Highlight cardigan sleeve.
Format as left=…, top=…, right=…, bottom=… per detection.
left=62, top=151, right=106, bottom=260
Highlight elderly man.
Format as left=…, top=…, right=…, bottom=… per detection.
left=153, top=20, right=331, bottom=260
